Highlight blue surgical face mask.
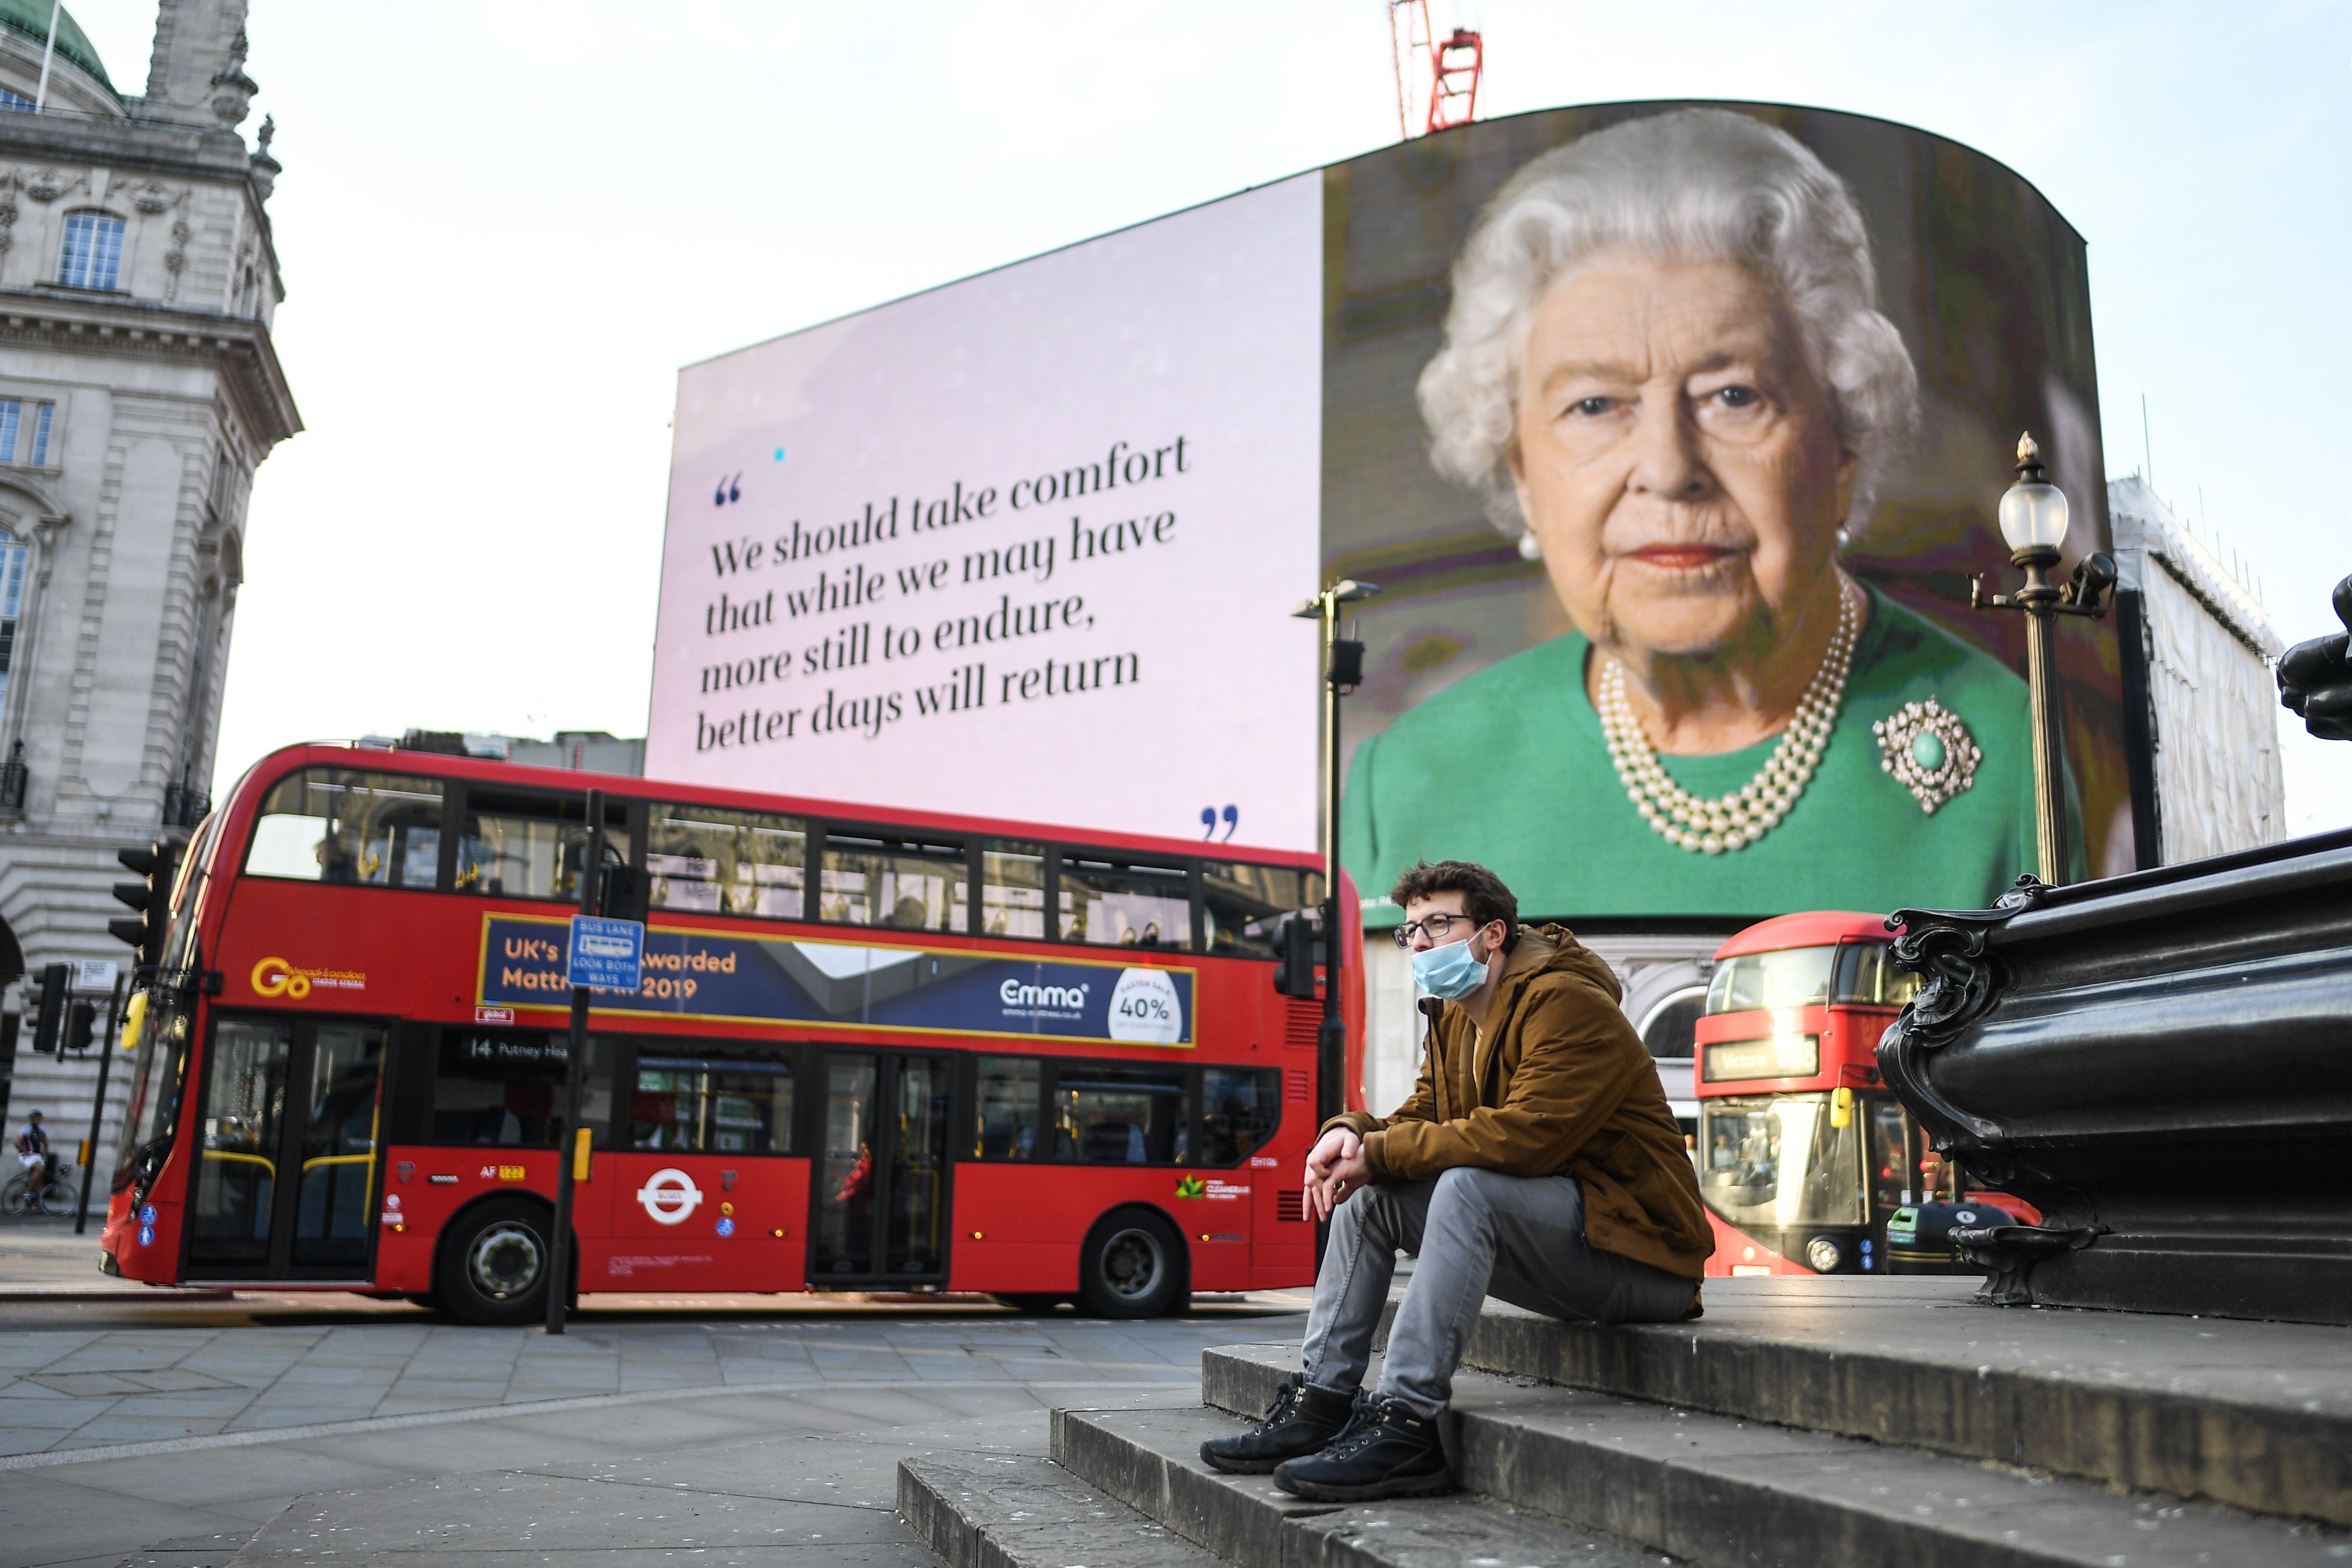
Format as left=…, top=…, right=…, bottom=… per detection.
left=1411, top=934, right=1490, bottom=1000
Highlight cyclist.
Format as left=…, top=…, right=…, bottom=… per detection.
left=14, top=1109, right=54, bottom=1193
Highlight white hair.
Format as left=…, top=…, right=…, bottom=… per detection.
left=1417, top=108, right=1919, bottom=545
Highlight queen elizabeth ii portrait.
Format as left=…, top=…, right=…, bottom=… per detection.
left=1340, top=108, right=2087, bottom=920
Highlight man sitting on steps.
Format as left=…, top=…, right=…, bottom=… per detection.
left=1202, top=858, right=1713, bottom=1502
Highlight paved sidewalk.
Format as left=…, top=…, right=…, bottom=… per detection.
left=0, top=1221, right=228, bottom=1301
left=0, top=1306, right=1285, bottom=1460
left=0, top=1305, right=1301, bottom=1567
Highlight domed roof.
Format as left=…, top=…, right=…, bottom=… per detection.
left=0, top=0, right=112, bottom=94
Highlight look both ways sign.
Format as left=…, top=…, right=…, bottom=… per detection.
left=566, top=915, right=646, bottom=991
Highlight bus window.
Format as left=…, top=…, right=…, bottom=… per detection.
left=1203, top=863, right=1325, bottom=958
left=1199, top=1067, right=1281, bottom=1165
left=245, top=770, right=443, bottom=889
left=1835, top=942, right=1923, bottom=1007
left=455, top=790, right=631, bottom=901
left=1054, top=1063, right=1190, bottom=1164
left=431, top=1031, right=611, bottom=1147
left=820, top=832, right=968, bottom=932
left=646, top=804, right=807, bottom=919
left=630, top=1055, right=793, bottom=1155
left=1869, top=1098, right=1911, bottom=1212
left=1704, top=945, right=1836, bottom=1014
left=980, top=842, right=1047, bottom=939
left=161, top=811, right=223, bottom=972
left=1060, top=858, right=1190, bottom=949
left=972, top=1056, right=1040, bottom=1159
left=1697, top=1095, right=1864, bottom=1228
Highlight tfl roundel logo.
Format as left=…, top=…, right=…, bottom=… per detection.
left=635, top=1167, right=704, bottom=1226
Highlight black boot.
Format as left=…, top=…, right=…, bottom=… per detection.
left=1199, top=1377, right=1356, bottom=1474
left=1271, top=1393, right=1454, bottom=1501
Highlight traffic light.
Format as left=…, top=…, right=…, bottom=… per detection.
left=109, top=841, right=182, bottom=971
left=28, top=963, right=66, bottom=1054
left=1272, top=911, right=1322, bottom=1000
left=62, top=1000, right=94, bottom=1052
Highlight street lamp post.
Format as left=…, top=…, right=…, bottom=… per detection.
left=1292, top=579, right=1381, bottom=1130
left=1970, top=433, right=2114, bottom=886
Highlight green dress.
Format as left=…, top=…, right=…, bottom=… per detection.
left=1342, top=588, right=2068, bottom=926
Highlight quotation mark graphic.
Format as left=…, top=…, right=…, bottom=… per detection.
left=1199, top=804, right=1238, bottom=842
left=714, top=472, right=742, bottom=507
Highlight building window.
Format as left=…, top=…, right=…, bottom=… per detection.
left=0, top=89, right=32, bottom=112
left=0, top=528, right=22, bottom=710
left=58, top=210, right=124, bottom=291
left=0, top=400, right=54, bottom=466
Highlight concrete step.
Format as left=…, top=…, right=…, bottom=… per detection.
left=1401, top=1278, right=2352, bottom=1528
left=899, top=1453, right=1224, bottom=1568
left=1202, top=1342, right=2352, bottom=1567
left=1048, top=1403, right=1676, bottom=1568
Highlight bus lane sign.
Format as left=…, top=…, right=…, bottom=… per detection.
left=567, top=915, right=645, bottom=991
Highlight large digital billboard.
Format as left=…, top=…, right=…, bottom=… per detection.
left=650, top=177, right=1326, bottom=850
left=650, top=102, right=2127, bottom=928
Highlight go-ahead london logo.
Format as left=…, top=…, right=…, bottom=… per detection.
left=636, top=1167, right=704, bottom=1226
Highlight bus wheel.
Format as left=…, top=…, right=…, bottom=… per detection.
left=1077, top=1209, right=1185, bottom=1319
left=437, top=1197, right=554, bottom=1327
left=994, top=1293, right=1066, bottom=1314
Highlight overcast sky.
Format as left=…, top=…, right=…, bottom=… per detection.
left=63, top=0, right=2352, bottom=837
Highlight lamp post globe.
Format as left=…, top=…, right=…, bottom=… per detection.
left=1998, top=433, right=2071, bottom=558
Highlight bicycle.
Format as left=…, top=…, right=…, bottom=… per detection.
left=1, top=1160, right=75, bottom=1218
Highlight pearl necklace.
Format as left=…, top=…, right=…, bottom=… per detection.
left=1597, top=581, right=1861, bottom=855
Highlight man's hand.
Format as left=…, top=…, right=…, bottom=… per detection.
left=1303, top=1127, right=1370, bottom=1220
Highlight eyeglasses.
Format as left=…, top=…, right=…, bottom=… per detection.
left=1392, top=913, right=1482, bottom=947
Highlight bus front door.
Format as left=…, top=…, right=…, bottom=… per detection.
left=810, top=1050, right=953, bottom=1288
left=185, top=1017, right=387, bottom=1282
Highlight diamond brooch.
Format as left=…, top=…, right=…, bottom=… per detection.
left=1873, top=699, right=1981, bottom=815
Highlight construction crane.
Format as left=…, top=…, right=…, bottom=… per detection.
left=1389, top=0, right=1484, bottom=139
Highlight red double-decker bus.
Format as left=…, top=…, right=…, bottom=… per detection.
left=1691, top=911, right=2030, bottom=1278
left=100, top=744, right=1358, bottom=1323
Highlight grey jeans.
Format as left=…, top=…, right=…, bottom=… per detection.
left=1300, top=1167, right=1698, bottom=1416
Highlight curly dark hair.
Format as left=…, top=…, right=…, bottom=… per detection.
left=1389, top=859, right=1518, bottom=938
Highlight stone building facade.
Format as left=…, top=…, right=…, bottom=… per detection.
left=2108, top=475, right=2287, bottom=864
left=0, top=0, right=297, bottom=1184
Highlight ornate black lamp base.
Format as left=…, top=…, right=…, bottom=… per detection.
left=1879, top=833, right=2352, bottom=1326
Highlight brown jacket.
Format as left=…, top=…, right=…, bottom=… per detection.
left=1328, top=924, right=1714, bottom=1280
